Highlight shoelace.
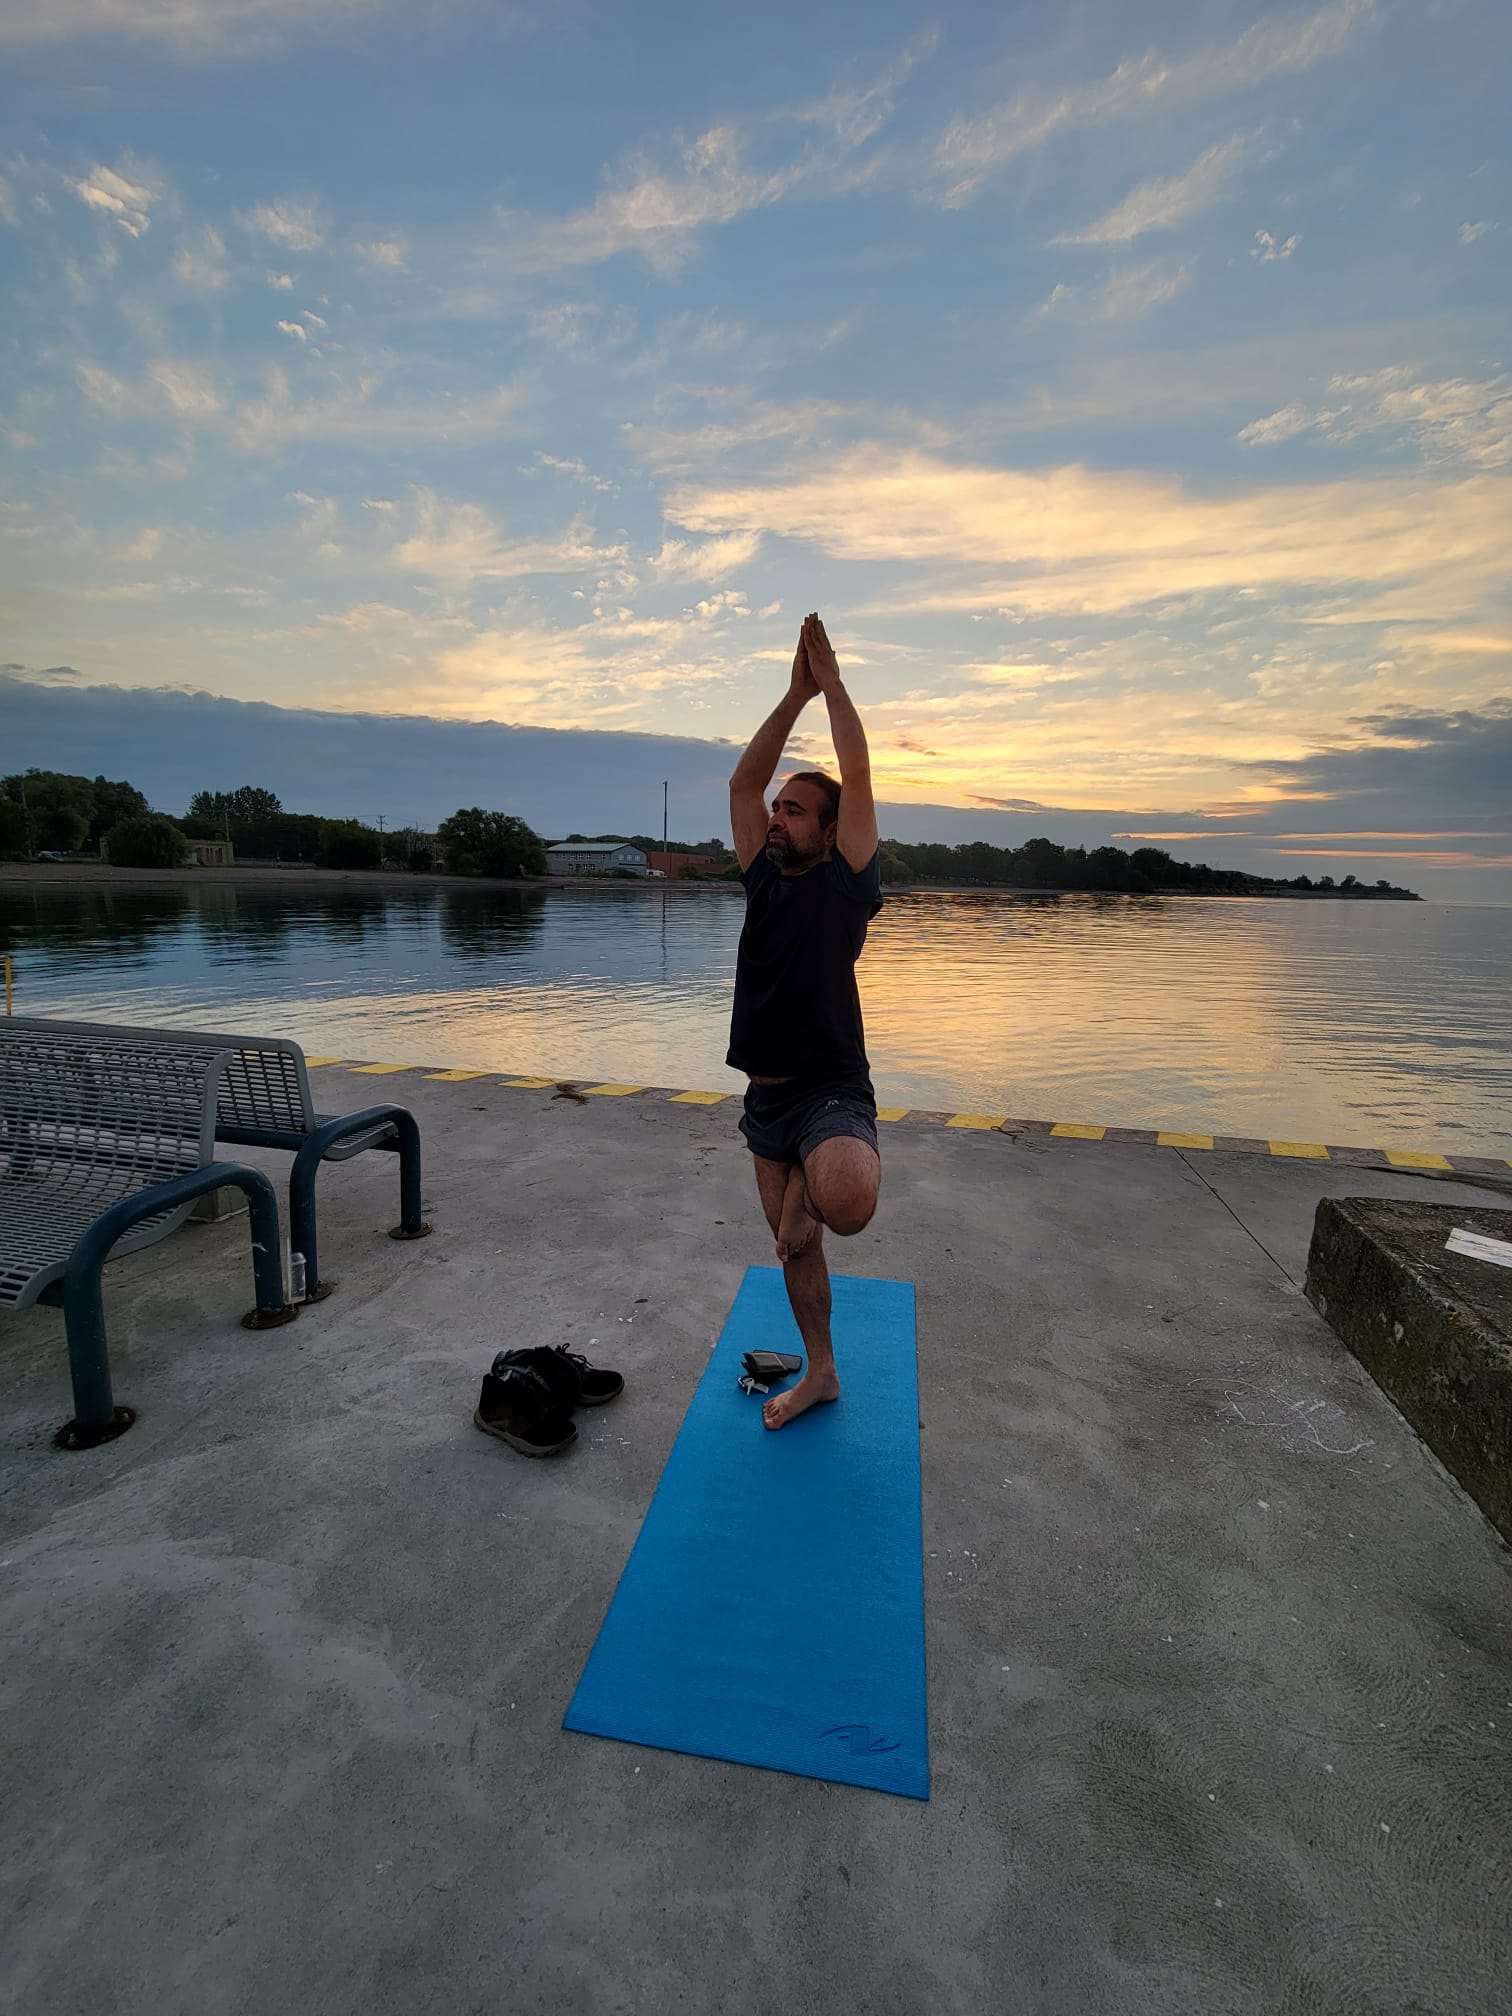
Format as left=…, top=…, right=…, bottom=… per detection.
left=496, top=1363, right=556, bottom=1405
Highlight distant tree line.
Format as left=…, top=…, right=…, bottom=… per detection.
left=872, top=836, right=1418, bottom=899
left=0, top=769, right=1419, bottom=896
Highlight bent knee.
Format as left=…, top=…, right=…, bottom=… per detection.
left=812, top=1189, right=877, bottom=1238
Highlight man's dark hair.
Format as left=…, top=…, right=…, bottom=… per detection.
left=789, top=769, right=841, bottom=829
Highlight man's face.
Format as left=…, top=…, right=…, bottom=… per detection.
left=765, top=778, right=834, bottom=871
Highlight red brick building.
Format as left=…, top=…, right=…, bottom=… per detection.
left=645, top=851, right=720, bottom=878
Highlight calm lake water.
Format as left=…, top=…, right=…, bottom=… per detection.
left=2, top=882, right=1510, bottom=1156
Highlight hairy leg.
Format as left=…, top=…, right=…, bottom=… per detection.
left=751, top=1155, right=840, bottom=1431
left=775, top=1163, right=820, bottom=1261
left=802, top=1134, right=881, bottom=1238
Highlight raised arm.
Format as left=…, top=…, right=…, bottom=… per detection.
left=804, top=613, right=878, bottom=872
left=729, top=628, right=818, bottom=871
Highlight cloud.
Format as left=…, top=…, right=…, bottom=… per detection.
left=1251, top=228, right=1299, bottom=261
left=172, top=224, right=228, bottom=292
left=276, top=319, right=308, bottom=341
left=647, top=531, right=762, bottom=582
left=533, top=453, right=618, bottom=494
left=386, top=490, right=625, bottom=587
left=931, top=0, right=1372, bottom=205
left=1030, top=263, right=1192, bottom=324
left=1053, top=136, right=1248, bottom=246
left=784, top=25, right=941, bottom=149
left=1237, top=402, right=1331, bottom=445
left=239, top=198, right=325, bottom=253
left=266, top=270, right=294, bottom=290
left=491, top=126, right=809, bottom=278
left=75, top=358, right=133, bottom=414
left=70, top=160, right=158, bottom=237
left=1096, top=259, right=1192, bottom=321
left=354, top=236, right=407, bottom=268
left=0, top=1, right=397, bottom=53
left=479, top=41, right=923, bottom=281
left=1243, top=703, right=1512, bottom=832
left=1030, top=280, right=1075, bottom=320
left=665, top=444, right=1512, bottom=620
left=0, top=667, right=744, bottom=836
left=1, top=661, right=85, bottom=683
left=1459, top=220, right=1499, bottom=244
left=146, top=359, right=221, bottom=418
left=1239, top=367, right=1512, bottom=467
left=229, top=368, right=528, bottom=452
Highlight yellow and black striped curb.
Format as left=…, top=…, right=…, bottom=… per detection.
left=301, top=1058, right=1512, bottom=1178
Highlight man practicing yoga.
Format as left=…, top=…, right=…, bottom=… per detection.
left=728, top=611, right=883, bottom=1430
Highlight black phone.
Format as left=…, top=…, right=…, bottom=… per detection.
left=742, top=1350, right=802, bottom=1382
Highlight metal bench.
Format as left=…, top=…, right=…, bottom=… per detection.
left=0, top=1025, right=297, bottom=1447
left=4, top=1017, right=430, bottom=1298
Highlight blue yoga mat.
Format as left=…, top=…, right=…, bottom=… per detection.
left=563, top=1266, right=928, bottom=1799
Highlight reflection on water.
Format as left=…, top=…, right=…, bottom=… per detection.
left=2, top=882, right=1509, bottom=1154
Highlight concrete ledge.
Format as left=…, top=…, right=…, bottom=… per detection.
left=1305, top=1197, right=1512, bottom=1543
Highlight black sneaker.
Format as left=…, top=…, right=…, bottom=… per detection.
left=492, top=1345, right=587, bottom=1409
left=473, top=1367, right=577, bottom=1456
left=551, top=1344, right=625, bottom=1406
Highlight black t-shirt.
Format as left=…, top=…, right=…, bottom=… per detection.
left=726, top=846, right=883, bottom=1080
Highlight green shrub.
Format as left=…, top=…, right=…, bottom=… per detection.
left=106, top=814, right=192, bottom=868
left=436, top=808, right=547, bottom=878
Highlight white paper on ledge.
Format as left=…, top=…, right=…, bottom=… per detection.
left=1445, top=1227, right=1512, bottom=1270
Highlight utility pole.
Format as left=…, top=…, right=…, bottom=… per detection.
left=662, top=780, right=668, bottom=854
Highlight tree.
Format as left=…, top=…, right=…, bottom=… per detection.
left=189, top=785, right=283, bottom=825
left=1087, top=845, right=1137, bottom=891
left=878, top=842, right=912, bottom=886
left=436, top=808, right=547, bottom=878
left=1130, top=847, right=1175, bottom=885
left=387, top=826, right=435, bottom=872
left=317, top=819, right=382, bottom=870
left=0, top=797, right=31, bottom=858
left=1017, top=836, right=1064, bottom=886
left=87, top=776, right=150, bottom=849
left=105, top=814, right=192, bottom=868
left=2, top=769, right=96, bottom=853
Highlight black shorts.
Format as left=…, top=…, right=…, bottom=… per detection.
left=739, top=1075, right=879, bottom=1165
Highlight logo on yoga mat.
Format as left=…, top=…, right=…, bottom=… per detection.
left=820, top=1724, right=901, bottom=1756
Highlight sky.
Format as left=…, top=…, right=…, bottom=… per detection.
left=1, top=0, right=1509, bottom=899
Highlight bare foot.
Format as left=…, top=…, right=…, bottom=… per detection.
left=774, top=1168, right=820, bottom=1263
left=763, top=1368, right=840, bottom=1430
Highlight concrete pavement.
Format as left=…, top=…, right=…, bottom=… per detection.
left=3, top=1070, right=1510, bottom=2015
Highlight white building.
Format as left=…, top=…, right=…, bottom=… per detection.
left=544, top=841, right=650, bottom=876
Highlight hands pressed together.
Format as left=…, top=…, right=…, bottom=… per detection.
left=789, top=610, right=842, bottom=704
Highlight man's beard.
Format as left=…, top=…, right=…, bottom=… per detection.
left=765, top=832, right=809, bottom=868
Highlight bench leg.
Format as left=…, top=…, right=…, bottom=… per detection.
left=56, top=1164, right=297, bottom=1450
left=289, top=1105, right=431, bottom=1301
left=386, top=1107, right=431, bottom=1245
